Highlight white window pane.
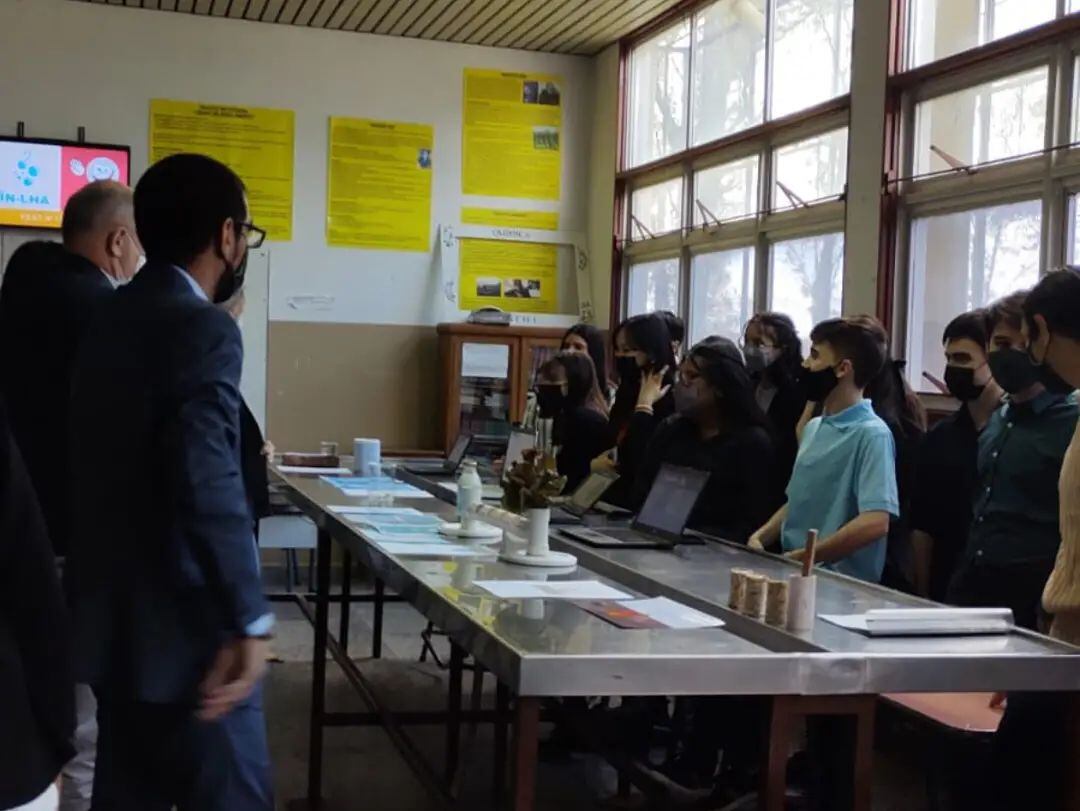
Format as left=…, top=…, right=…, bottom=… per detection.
left=694, top=155, right=760, bottom=224
left=1072, top=58, right=1080, bottom=142
left=771, top=0, right=853, bottom=119
left=773, top=127, right=848, bottom=207
left=691, top=0, right=767, bottom=145
left=627, top=258, right=681, bottom=316
left=631, top=178, right=684, bottom=236
left=907, top=200, right=1041, bottom=390
left=689, top=247, right=756, bottom=345
left=627, top=21, right=691, bottom=168
left=768, top=232, right=844, bottom=348
left=913, top=67, right=1048, bottom=176
left=907, top=0, right=1056, bottom=68
left=1070, top=196, right=1080, bottom=263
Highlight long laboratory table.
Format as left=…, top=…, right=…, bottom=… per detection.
left=274, top=466, right=1080, bottom=811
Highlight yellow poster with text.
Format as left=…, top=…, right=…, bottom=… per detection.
left=460, top=207, right=558, bottom=230
left=150, top=100, right=294, bottom=241
left=459, top=238, right=558, bottom=314
left=462, top=69, right=562, bottom=200
left=327, top=117, right=433, bottom=252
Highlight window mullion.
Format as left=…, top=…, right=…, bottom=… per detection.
left=764, top=0, right=776, bottom=122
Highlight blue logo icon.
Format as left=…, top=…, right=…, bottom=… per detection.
left=14, top=152, right=39, bottom=188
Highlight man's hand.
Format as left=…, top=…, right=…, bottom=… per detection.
left=636, top=366, right=671, bottom=409
left=989, top=692, right=1007, bottom=711
left=785, top=548, right=805, bottom=562
left=748, top=533, right=765, bottom=551
left=198, top=636, right=269, bottom=721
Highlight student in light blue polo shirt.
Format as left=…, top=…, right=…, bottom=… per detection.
left=750, top=316, right=899, bottom=582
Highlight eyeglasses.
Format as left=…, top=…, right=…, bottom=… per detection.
left=239, top=221, right=266, bottom=249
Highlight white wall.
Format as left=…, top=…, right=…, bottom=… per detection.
left=0, top=0, right=595, bottom=327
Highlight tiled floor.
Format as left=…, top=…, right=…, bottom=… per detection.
left=263, top=569, right=932, bottom=810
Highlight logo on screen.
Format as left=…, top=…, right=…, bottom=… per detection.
left=1, top=150, right=51, bottom=205
left=70, top=157, right=121, bottom=183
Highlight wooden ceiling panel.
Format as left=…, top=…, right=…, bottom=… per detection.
left=71, top=0, right=687, bottom=54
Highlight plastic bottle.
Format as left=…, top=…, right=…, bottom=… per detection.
left=456, top=459, right=483, bottom=529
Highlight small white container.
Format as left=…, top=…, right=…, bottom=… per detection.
left=456, top=460, right=483, bottom=529
left=353, top=437, right=381, bottom=476
left=526, top=507, right=552, bottom=557
left=787, top=574, right=817, bottom=632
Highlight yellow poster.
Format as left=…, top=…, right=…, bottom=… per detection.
left=462, top=69, right=562, bottom=200
left=461, top=207, right=558, bottom=230
left=327, top=117, right=433, bottom=252
left=149, top=100, right=295, bottom=241
left=459, top=238, right=558, bottom=314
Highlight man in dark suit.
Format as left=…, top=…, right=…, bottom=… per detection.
left=0, top=180, right=142, bottom=811
left=66, top=154, right=273, bottom=811
left=0, top=401, right=74, bottom=811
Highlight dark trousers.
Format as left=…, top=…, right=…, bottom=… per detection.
left=91, top=682, right=272, bottom=811
left=991, top=691, right=1071, bottom=811
left=946, top=560, right=1053, bottom=631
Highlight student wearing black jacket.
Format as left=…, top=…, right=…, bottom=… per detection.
left=0, top=402, right=74, bottom=810
left=603, top=313, right=677, bottom=503
left=632, top=337, right=775, bottom=541
left=536, top=351, right=612, bottom=493
left=560, top=323, right=611, bottom=402
left=742, top=313, right=806, bottom=507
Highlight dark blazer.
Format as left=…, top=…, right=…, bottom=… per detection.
left=759, top=375, right=807, bottom=508
left=66, top=262, right=268, bottom=704
left=0, top=402, right=74, bottom=808
left=0, top=241, right=115, bottom=556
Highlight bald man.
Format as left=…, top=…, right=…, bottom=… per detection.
left=0, top=179, right=143, bottom=811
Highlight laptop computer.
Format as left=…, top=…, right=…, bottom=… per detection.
left=559, top=464, right=709, bottom=549
left=549, top=471, right=620, bottom=525
left=403, top=433, right=472, bottom=476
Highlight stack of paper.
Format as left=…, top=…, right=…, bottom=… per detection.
left=376, top=541, right=488, bottom=558
left=473, top=580, right=632, bottom=601
left=820, top=607, right=1014, bottom=636
left=320, top=476, right=432, bottom=499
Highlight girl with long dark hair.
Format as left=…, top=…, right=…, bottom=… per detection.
left=742, top=312, right=807, bottom=505
left=633, top=336, right=775, bottom=539
left=560, top=323, right=611, bottom=399
left=602, top=313, right=678, bottom=502
left=535, top=352, right=612, bottom=492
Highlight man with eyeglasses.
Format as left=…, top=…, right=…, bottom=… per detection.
left=66, top=154, right=273, bottom=810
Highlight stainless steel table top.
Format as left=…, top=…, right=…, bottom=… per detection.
left=274, top=468, right=1080, bottom=696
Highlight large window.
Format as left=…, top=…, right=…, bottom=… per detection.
left=620, top=0, right=854, bottom=347
left=625, top=0, right=853, bottom=170
left=907, top=201, right=1042, bottom=384
left=893, top=2, right=1080, bottom=393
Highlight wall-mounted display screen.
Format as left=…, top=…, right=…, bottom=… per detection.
left=0, top=137, right=131, bottom=229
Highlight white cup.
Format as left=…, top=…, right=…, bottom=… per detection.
left=353, top=437, right=380, bottom=476
left=786, top=574, right=817, bottom=633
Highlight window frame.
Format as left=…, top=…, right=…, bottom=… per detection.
left=616, top=0, right=853, bottom=337
left=886, top=9, right=1080, bottom=393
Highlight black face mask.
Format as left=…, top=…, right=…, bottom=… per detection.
left=987, top=348, right=1040, bottom=395
left=535, top=385, right=565, bottom=418
left=214, top=242, right=248, bottom=304
left=615, top=355, right=642, bottom=385
left=1028, top=335, right=1077, bottom=395
left=802, top=365, right=839, bottom=402
left=944, top=365, right=985, bottom=402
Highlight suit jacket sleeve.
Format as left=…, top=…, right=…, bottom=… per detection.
left=0, top=403, right=74, bottom=774
left=170, top=309, right=268, bottom=634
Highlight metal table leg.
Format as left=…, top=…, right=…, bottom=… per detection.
left=372, top=577, right=385, bottom=659
left=306, top=528, right=332, bottom=807
left=338, top=550, right=352, bottom=657
left=494, top=683, right=510, bottom=807
left=510, top=697, right=540, bottom=811
left=445, top=643, right=465, bottom=784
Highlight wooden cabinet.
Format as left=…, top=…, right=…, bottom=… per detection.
left=437, top=323, right=565, bottom=453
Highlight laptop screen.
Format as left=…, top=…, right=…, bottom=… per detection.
left=447, top=433, right=472, bottom=466
left=504, top=428, right=534, bottom=470
left=567, top=471, right=618, bottom=514
left=635, top=464, right=709, bottom=539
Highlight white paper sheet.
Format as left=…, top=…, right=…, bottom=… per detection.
left=329, top=506, right=424, bottom=516
left=278, top=465, right=353, bottom=475
left=461, top=342, right=509, bottom=379
left=474, top=580, right=632, bottom=601
left=376, top=542, right=488, bottom=557
left=618, top=597, right=724, bottom=630
left=341, top=488, right=434, bottom=499
left=819, top=614, right=871, bottom=632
